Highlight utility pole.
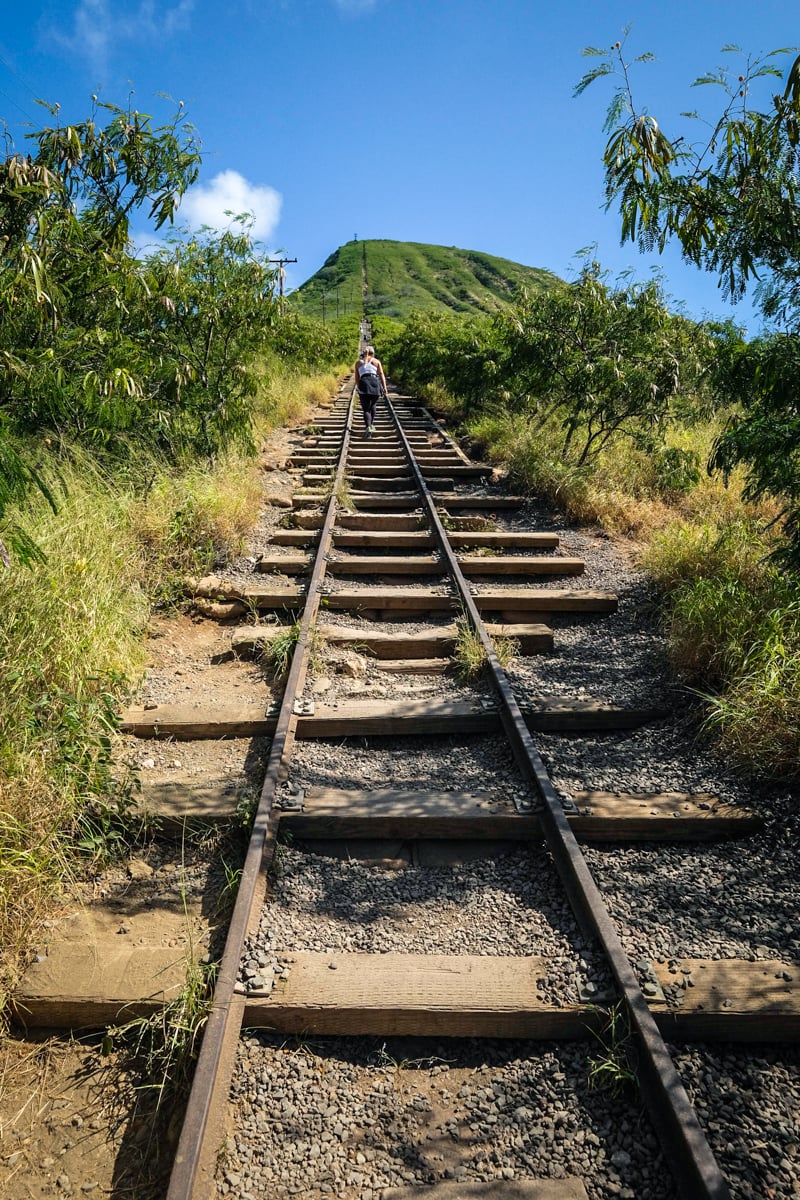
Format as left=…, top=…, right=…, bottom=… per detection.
left=267, top=257, right=297, bottom=311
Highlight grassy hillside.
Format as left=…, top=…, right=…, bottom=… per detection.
left=291, top=239, right=557, bottom=320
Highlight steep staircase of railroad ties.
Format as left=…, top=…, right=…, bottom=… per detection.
left=13, top=384, right=798, bottom=1054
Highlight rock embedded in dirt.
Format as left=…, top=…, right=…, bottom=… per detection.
left=127, top=859, right=153, bottom=880
left=193, top=599, right=247, bottom=620
left=338, top=651, right=367, bottom=678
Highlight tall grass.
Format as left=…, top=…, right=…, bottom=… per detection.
left=0, top=453, right=148, bottom=1017
left=0, top=364, right=340, bottom=1023
left=644, top=521, right=800, bottom=775
left=465, top=408, right=746, bottom=537
left=443, top=389, right=799, bottom=780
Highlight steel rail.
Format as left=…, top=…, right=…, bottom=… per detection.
left=167, top=387, right=355, bottom=1200
left=386, top=394, right=732, bottom=1200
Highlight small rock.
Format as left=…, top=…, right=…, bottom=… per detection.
left=338, top=652, right=366, bottom=678
left=127, top=859, right=153, bottom=880
left=140, top=758, right=156, bottom=770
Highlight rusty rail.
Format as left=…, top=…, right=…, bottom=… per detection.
left=167, top=387, right=355, bottom=1200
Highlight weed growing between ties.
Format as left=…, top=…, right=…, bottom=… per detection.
left=453, top=617, right=518, bottom=680
left=586, top=1004, right=638, bottom=1098
left=97, top=951, right=215, bottom=1192
left=261, top=622, right=301, bottom=680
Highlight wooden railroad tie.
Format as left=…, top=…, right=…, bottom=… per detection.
left=198, top=583, right=617, bottom=617
left=132, top=783, right=758, bottom=843
left=268, top=531, right=561, bottom=549
left=120, top=695, right=664, bottom=739
left=255, top=554, right=584, bottom=578
left=14, top=949, right=796, bottom=1041
left=231, top=620, right=554, bottom=658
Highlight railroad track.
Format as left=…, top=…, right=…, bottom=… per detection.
left=13, top=363, right=800, bottom=1199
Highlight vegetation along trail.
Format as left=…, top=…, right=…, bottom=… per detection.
left=6, top=337, right=800, bottom=1200
left=5, top=50, right=800, bottom=1195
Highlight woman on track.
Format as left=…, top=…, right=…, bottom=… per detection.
left=354, top=346, right=387, bottom=437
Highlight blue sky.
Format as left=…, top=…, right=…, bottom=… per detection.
left=1, top=1, right=796, bottom=327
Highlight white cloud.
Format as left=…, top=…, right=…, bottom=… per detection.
left=178, top=170, right=282, bottom=241
left=48, top=0, right=194, bottom=75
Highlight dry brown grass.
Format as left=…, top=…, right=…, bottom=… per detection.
left=0, top=364, right=342, bottom=1028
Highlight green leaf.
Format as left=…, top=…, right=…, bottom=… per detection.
left=573, top=63, right=614, bottom=97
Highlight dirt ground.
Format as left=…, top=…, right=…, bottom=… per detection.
left=0, top=1034, right=180, bottom=1199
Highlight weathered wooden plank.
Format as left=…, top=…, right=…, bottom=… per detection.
left=242, top=953, right=588, bottom=1038
left=281, top=787, right=757, bottom=842
left=328, top=531, right=560, bottom=549
left=336, top=514, right=426, bottom=531
left=282, top=788, right=534, bottom=839
left=448, top=532, right=559, bottom=549
left=17, top=950, right=800, bottom=1040
left=13, top=945, right=188, bottom=1028
left=651, top=959, right=800, bottom=1041
left=138, top=778, right=253, bottom=826
left=326, top=556, right=445, bottom=576
left=256, top=553, right=312, bottom=574
left=121, top=702, right=277, bottom=738
left=569, top=791, right=761, bottom=840
left=120, top=695, right=662, bottom=739
left=333, top=531, right=435, bottom=548
left=237, top=584, right=306, bottom=606
left=342, top=465, right=414, bottom=477
left=230, top=621, right=553, bottom=659
left=131, top=782, right=754, bottom=845
left=457, top=556, right=584, bottom=577
left=320, top=588, right=617, bottom=615
left=383, top=1184, right=589, bottom=1200
left=265, top=545, right=575, bottom=573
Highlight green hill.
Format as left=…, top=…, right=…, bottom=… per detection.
left=290, top=239, right=557, bottom=320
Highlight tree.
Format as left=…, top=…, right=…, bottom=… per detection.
left=493, top=266, right=712, bottom=466
left=578, top=38, right=800, bottom=564
left=0, top=99, right=202, bottom=559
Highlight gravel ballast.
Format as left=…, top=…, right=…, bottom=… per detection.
left=240, top=846, right=611, bottom=1006
left=218, top=1036, right=676, bottom=1200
